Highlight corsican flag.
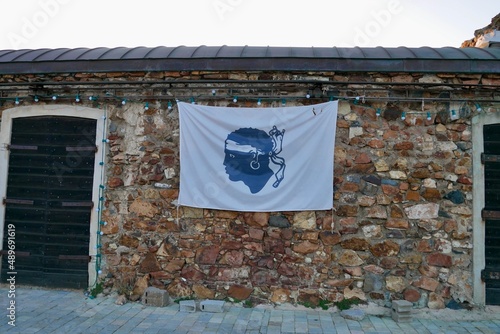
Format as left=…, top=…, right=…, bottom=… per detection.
left=178, top=101, right=338, bottom=212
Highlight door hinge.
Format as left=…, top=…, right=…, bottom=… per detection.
left=482, top=153, right=500, bottom=164
left=482, top=269, right=500, bottom=282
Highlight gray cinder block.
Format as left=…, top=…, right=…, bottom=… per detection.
left=142, top=287, right=170, bottom=307
left=179, top=299, right=197, bottom=312
left=200, top=300, right=225, bottom=312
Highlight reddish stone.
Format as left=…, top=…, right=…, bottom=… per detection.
left=412, top=276, right=439, bottom=292
left=394, top=142, right=414, bottom=150
left=370, top=241, right=400, bottom=257
left=293, top=241, right=320, bottom=254
left=382, top=185, right=399, bottom=196
left=264, top=239, right=285, bottom=254
left=249, top=228, right=265, bottom=240
left=319, top=231, right=341, bottom=246
left=406, top=190, right=421, bottom=201
left=380, top=257, right=399, bottom=269
left=108, top=177, right=124, bottom=188
left=120, top=234, right=139, bottom=248
left=281, top=229, right=294, bottom=240
left=195, top=245, right=220, bottom=264
left=412, top=168, right=431, bottom=179
left=416, top=240, right=433, bottom=253
left=251, top=270, right=279, bottom=286
left=339, top=217, right=358, bottom=234
left=243, top=212, right=269, bottom=227
left=228, top=285, right=253, bottom=300
left=427, top=253, right=452, bottom=268
left=244, top=242, right=264, bottom=253
left=181, top=265, right=205, bottom=281
left=139, top=253, right=161, bottom=273
left=220, top=250, right=244, bottom=266
left=277, top=262, right=296, bottom=277
left=457, top=176, right=472, bottom=185
left=404, top=288, right=421, bottom=302
left=165, top=259, right=185, bottom=273
left=422, top=188, right=442, bottom=201
left=390, top=205, right=404, bottom=218
left=355, top=153, right=372, bottom=164
left=336, top=205, right=358, bottom=217
left=221, top=241, right=242, bottom=250
left=385, top=219, right=409, bottom=230
left=419, top=264, right=439, bottom=278
left=367, top=139, right=385, bottom=148
left=341, top=238, right=370, bottom=251
left=229, top=221, right=247, bottom=236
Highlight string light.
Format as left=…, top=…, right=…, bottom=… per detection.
left=353, top=96, right=360, bottom=105
left=233, top=96, right=238, bottom=103
left=144, top=102, right=149, bottom=110
left=52, top=95, right=57, bottom=100
left=376, top=108, right=381, bottom=117
left=34, top=95, right=39, bottom=102
left=475, top=103, right=482, bottom=112
left=257, top=98, right=262, bottom=106
left=427, top=112, right=432, bottom=121
left=281, top=99, right=286, bottom=106
left=167, top=101, right=173, bottom=110
left=401, top=112, right=406, bottom=120
left=121, top=99, right=127, bottom=105
left=212, top=89, right=216, bottom=96
left=190, top=97, right=195, bottom=104
left=75, top=94, right=80, bottom=102
left=15, top=97, right=20, bottom=105
left=306, top=92, right=311, bottom=99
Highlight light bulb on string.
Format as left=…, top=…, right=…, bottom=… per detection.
left=167, top=101, right=173, bottom=110
left=75, top=94, right=80, bottom=102
left=34, top=96, right=39, bottom=103
left=233, top=96, right=238, bottom=103
left=306, top=92, right=311, bottom=99
left=281, top=99, right=286, bottom=106
left=52, top=95, right=57, bottom=101
left=15, top=97, right=20, bottom=105
left=121, top=99, right=126, bottom=105
left=353, top=96, right=360, bottom=105
left=144, top=102, right=149, bottom=110
left=257, top=98, right=262, bottom=106
left=376, top=108, right=381, bottom=117
left=427, top=112, right=432, bottom=121
left=212, top=89, right=216, bottom=96
left=190, top=97, right=196, bottom=104
left=401, top=112, right=406, bottom=121
left=475, top=103, right=482, bottom=112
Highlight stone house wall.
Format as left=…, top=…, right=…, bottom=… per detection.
left=1, top=70, right=499, bottom=309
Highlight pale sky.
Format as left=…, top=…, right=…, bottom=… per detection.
left=0, top=0, right=498, bottom=50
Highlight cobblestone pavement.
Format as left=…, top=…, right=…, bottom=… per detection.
left=1, top=286, right=500, bottom=333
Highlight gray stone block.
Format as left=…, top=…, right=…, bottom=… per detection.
left=200, top=300, right=225, bottom=312
left=391, top=300, right=412, bottom=313
left=179, top=299, right=197, bottom=312
left=391, top=311, right=412, bottom=323
left=340, top=309, right=366, bottom=321
left=142, top=287, right=170, bottom=307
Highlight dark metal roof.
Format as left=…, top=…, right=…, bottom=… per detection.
left=0, top=45, right=498, bottom=74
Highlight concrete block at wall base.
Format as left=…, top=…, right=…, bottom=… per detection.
left=200, top=300, right=225, bottom=312
left=391, top=311, right=412, bottom=323
left=179, top=300, right=197, bottom=312
left=142, top=287, right=170, bottom=307
left=391, top=300, right=412, bottom=313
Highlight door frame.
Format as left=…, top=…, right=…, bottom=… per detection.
left=0, top=105, right=106, bottom=288
left=472, top=112, right=500, bottom=306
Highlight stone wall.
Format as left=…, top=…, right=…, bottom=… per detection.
left=1, top=70, right=500, bottom=309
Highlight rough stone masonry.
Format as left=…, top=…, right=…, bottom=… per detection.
left=1, top=69, right=499, bottom=309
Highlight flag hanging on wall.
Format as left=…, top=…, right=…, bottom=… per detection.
left=178, top=101, right=338, bottom=212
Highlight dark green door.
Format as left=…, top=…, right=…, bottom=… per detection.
left=483, top=123, right=500, bottom=305
left=1, top=116, right=96, bottom=289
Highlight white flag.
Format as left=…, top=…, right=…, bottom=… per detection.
left=178, top=101, right=338, bottom=212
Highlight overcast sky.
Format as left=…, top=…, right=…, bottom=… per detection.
left=0, top=0, right=498, bottom=50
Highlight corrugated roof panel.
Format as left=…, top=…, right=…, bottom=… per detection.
left=14, top=48, right=51, bottom=61
left=0, top=49, right=31, bottom=62
left=56, top=48, right=95, bottom=61
left=120, top=47, right=156, bottom=59
left=76, top=47, right=112, bottom=60
left=36, top=48, right=73, bottom=61
left=98, top=47, right=133, bottom=60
